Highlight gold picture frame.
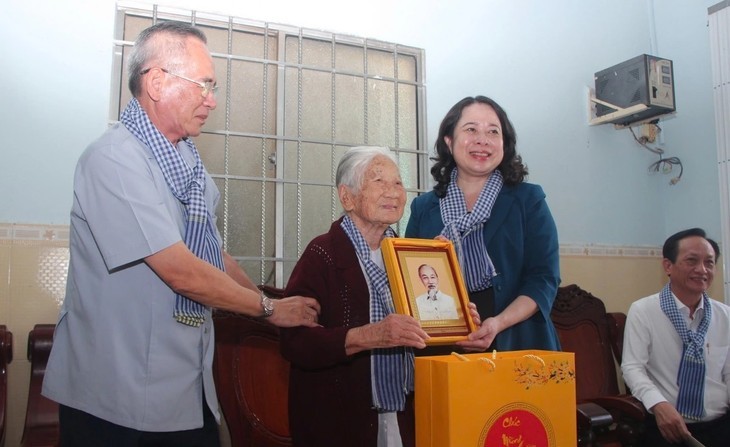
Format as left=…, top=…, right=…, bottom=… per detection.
left=381, top=237, right=476, bottom=345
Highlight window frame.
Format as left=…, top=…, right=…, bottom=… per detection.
left=111, top=2, right=429, bottom=287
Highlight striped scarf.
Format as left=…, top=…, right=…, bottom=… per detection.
left=340, top=215, right=414, bottom=412
left=120, top=98, right=224, bottom=327
left=659, top=283, right=711, bottom=420
left=439, top=168, right=503, bottom=292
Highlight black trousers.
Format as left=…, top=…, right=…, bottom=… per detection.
left=643, top=411, right=730, bottom=447
left=59, top=403, right=220, bottom=447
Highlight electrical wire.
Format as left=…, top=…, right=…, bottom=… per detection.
left=629, top=124, right=683, bottom=185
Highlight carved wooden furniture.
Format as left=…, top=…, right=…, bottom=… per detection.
left=213, top=286, right=292, bottom=447
left=21, top=324, right=59, bottom=447
left=214, top=284, right=647, bottom=446
left=551, top=284, right=646, bottom=447
left=0, top=325, right=12, bottom=447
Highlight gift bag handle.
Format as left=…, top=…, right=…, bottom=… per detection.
left=450, top=351, right=547, bottom=372
left=522, top=353, right=546, bottom=368
left=450, top=352, right=497, bottom=372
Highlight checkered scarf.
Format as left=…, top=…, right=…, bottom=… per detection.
left=659, top=283, right=711, bottom=420
left=340, top=215, right=414, bottom=412
left=120, top=98, right=224, bottom=327
left=439, top=168, right=503, bottom=292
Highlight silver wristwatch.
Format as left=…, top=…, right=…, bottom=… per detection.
left=260, top=294, right=274, bottom=318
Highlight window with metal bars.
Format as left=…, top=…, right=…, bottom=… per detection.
left=111, top=3, right=429, bottom=287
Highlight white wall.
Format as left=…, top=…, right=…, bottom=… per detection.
left=1, top=0, right=722, bottom=246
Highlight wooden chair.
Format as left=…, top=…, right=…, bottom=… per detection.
left=551, top=284, right=646, bottom=447
left=21, top=324, right=59, bottom=447
left=0, top=326, right=12, bottom=447
left=213, top=286, right=292, bottom=447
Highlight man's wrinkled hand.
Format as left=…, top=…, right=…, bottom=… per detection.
left=267, top=295, right=321, bottom=328
left=652, top=401, right=691, bottom=444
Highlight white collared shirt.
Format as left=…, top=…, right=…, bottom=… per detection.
left=414, top=290, right=459, bottom=321
left=621, top=291, right=730, bottom=422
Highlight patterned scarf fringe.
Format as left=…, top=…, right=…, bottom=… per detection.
left=340, top=215, right=414, bottom=412
left=659, top=283, right=711, bottom=420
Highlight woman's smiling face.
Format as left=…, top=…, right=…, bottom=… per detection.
left=445, top=102, right=504, bottom=181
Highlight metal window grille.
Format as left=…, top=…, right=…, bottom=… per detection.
left=111, top=3, right=429, bottom=287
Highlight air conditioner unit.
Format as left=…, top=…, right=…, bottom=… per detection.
left=593, top=54, right=675, bottom=126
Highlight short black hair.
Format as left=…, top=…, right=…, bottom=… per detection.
left=662, top=227, right=720, bottom=262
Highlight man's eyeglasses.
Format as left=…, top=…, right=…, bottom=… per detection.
left=141, top=67, right=218, bottom=98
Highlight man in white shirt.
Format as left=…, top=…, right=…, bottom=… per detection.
left=414, top=264, right=459, bottom=321
left=622, top=228, right=730, bottom=447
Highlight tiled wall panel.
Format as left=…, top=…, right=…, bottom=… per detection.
left=1, top=223, right=67, bottom=447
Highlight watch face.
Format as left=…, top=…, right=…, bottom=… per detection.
left=262, top=296, right=274, bottom=316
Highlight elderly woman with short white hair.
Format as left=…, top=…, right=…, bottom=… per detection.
left=279, top=146, right=429, bottom=447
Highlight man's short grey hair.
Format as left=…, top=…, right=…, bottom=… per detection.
left=336, top=146, right=397, bottom=194
left=127, top=21, right=208, bottom=97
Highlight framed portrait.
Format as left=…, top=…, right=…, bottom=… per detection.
left=381, top=237, right=476, bottom=345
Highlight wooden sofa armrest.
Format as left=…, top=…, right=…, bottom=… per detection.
left=576, top=402, right=613, bottom=427
left=590, top=394, right=646, bottom=422
left=590, top=394, right=646, bottom=446
left=0, top=326, right=11, bottom=366
left=576, top=397, right=647, bottom=447
left=576, top=402, right=613, bottom=446
left=21, top=324, right=59, bottom=447
left=1, top=325, right=12, bottom=447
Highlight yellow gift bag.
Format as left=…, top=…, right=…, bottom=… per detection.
left=415, top=350, right=576, bottom=447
